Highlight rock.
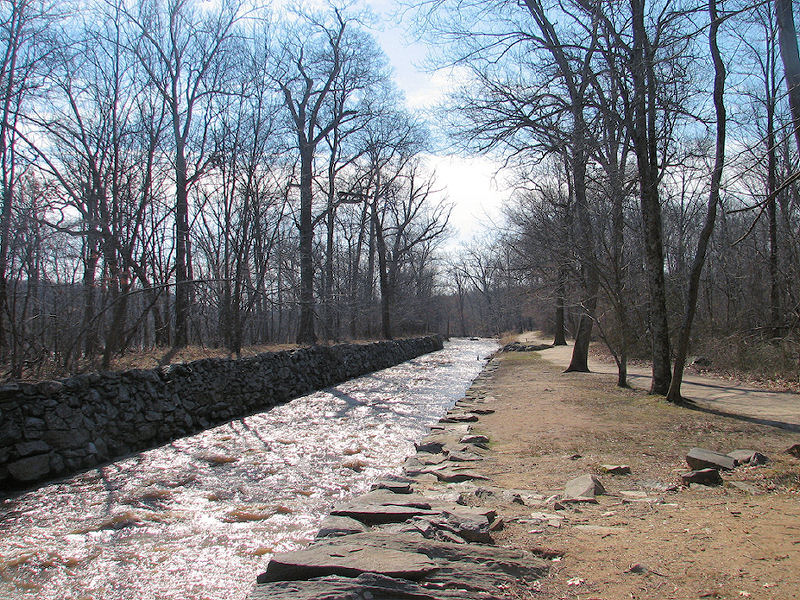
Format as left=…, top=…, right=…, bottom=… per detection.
left=257, top=542, right=438, bottom=583
left=331, top=502, right=436, bottom=526
left=414, top=437, right=447, bottom=454
left=7, top=454, right=51, bottom=482
left=564, top=474, right=606, bottom=499
left=14, top=440, right=51, bottom=457
left=681, top=468, right=723, bottom=486
left=784, top=443, right=800, bottom=458
left=446, top=450, right=483, bottom=462
left=404, top=510, right=493, bottom=544
left=686, top=448, right=736, bottom=471
left=727, top=449, right=768, bottom=466
left=371, top=475, right=413, bottom=494
left=316, top=516, right=369, bottom=538
left=439, top=413, right=479, bottom=423
left=416, top=452, right=447, bottom=466
left=600, top=464, right=631, bottom=475
left=469, top=408, right=495, bottom=415
left=459, top=434, right=489, bottom=445
left=249, top=573, right=480, bottom=600
left=432, top=468, right=490, bottom=483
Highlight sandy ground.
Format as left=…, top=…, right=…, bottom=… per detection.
left=464, top=338, right=800, bottom=600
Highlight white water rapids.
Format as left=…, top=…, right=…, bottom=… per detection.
left=0, top=338, right=497, bottom=600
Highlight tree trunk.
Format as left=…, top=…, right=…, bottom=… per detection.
left=372, top=193, right=392, bottom=340
left=776, top=0, right=800, bottom=154
left=174, top=132, right=190, bottom=348
left=553, top=265, right=567, bottom=346
left=297, top=144, right=317, bottom=345
left=631, top=0, right=671, bottom=394
left=666, top=0, right=726, bottom=404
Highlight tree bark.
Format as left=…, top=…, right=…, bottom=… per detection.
left=630, top=0, right=671, bottom=394
left=666, top=0, right=726, bottom=404
left=776, top=0, right=800, bottom=153
left=296, top=144, right=317, bottom=344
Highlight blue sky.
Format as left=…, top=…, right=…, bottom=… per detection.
left=361, top=0, right=509, bottom=245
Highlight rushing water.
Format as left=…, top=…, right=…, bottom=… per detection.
left=0, top=338, right=497, bottom=600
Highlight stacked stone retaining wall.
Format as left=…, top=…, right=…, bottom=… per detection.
left=0, top=336, right=443, bottom=489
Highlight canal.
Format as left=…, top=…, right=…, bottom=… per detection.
left=0, top=338, right=497, bottom=600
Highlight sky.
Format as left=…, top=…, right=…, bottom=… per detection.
left=359, top=0, right=511, bottom=246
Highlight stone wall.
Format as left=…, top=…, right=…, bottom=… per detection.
left=0, top=336, right=443, bottom=490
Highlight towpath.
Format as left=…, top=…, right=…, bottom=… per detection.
left=522, top=333, right=800, bottom=431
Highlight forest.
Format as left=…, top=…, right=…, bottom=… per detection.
left=2, top=0, right=800, bottom=402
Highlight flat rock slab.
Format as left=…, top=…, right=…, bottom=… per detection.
left=440, top=414, right=479, bottom=423
left=252, top=532, right=547, bottom=598
left=681, top=468, right=723, bottom=486
left=447, top=450, right=484, bottom=462
left=460, top=434, right=489, bottom=445
left=372, top=476, right=414, bottom=494
left=331, top=503, right=437, bottom=525
left=686, top=447, right=736, bottom=471
left=257, top=543, right=438, bottom=583
left=433, top=468, right=490, bottom=483
left=250, top=573, right=497, bottom=600
left=564, top=474, right=605, bottom=498
left=727, top=449, right=768, bottom=466
left=600, top=464, right=631, bottom=475
left=353, top=490, right=432, bottom=509
left=316, top=516, right=369, bottom=538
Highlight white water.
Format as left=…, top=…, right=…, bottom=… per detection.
left=0, top=338, right=497, bottom=600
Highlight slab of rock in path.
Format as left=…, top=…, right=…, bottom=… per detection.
left=600, top=464, right=631, bottom=475
left=440, top=413, right=479, bottom=423
left=347, top=490, right=432, bottom=509
left=416, top=452, right=448, bottom=466
left=430, top=423, right=472, bottom=436
left=460, top=434, right=489, bottom=446
left=447, top=450, right=484, bottom=462
left=257, top=543, right=438, bottom=583
left=564, top=474, right=606, bottom=500
left=469, top=408, right=495, bottom=415
left=353, top=532, right=547, bottom=595
left=681, top=468, right=723, bottom=486
left=371, top=475, right=414, bottom=494
left=316, top=516, right=369, bottom=538
left=686, top=447, right=736, bottom=471
left=727, top=449, right=768, bottom=466
left=249, top=573, right=483, bottom=600
left=396, top=510, right=493, bottom=544
left=433, top=468, right=490, bottom=483
left=331, top=493, right=437, bottom=525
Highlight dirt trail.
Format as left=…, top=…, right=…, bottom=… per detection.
left=463, top=340, right=800, bottom=600
left=521, top=332, right=800, bottom=431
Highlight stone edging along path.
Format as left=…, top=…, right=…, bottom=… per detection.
left=247, top=354, right=549, bottom=600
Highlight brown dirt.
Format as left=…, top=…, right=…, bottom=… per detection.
left=468, top=350, right=800, bottom=600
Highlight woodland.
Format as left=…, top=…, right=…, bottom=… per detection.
left=2, top=0, right=800, bottom=403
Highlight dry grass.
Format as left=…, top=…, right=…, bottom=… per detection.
left=2, top=338, right=390, bottom=382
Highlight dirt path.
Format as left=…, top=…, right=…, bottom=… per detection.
left=520, top=333, right=800, bottom=432
left=463, top=342, right=800, bottom=600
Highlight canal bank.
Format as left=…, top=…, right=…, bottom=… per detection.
left=248, top=352, right=550, bottom=599
left=0, top=338, right=496, bottom=600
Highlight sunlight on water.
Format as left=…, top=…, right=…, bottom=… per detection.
left=0, top=338, right=497, bottom=600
